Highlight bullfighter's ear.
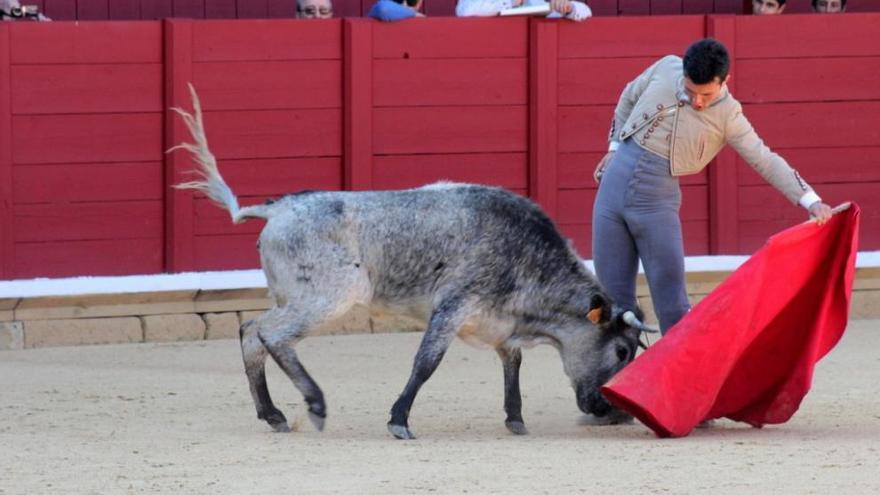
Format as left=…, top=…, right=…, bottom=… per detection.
left=587, top=294, right=610, bottom=325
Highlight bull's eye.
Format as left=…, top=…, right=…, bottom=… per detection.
left=615, top=345, right=630, bottom=362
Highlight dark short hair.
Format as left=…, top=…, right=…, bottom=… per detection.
left=811, top=0, right=846, bottom=7
left=682, top=38, right=730, bottom=84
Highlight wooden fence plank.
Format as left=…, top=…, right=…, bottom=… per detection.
left=735, top=57, right=880, bottom=103
left=10, top=21, right=161, bottom=64
left=558, top=57, right=656, bottom=105
left=737, top=147, right=880, bottom=185
left=164, top=18, right=195, bottom=272
left=557, top=105, right=615, bottom=153
left=14, top=162, right=163, bottom=203
left=373, top=106, right=527, bottom=154
left=737, top=182, right=880, bottom=252
left=11, top=64, right=163, bottom=115
left=192, top=60, right=342, bottom=110
left=743, top=102, right=880, bottom=149
left=0, top=26, right=12, bottom=278
left=530, top=20, right=559, bottom=217
left=192, top=20, right=341, bottom=61
left=12, top=114, right=163, bottom=164
left=557, top=16, right=704, bottom=58
left=373, top=58, right=527, bottom=107
left=373, top=18, right=528, bottom=59
left=15, top=239, right=163, bottom=278
left=344, top=19, right=372, bottom=190
left=15, top=201, right=163, bottom=242
left=736, top=14, right=880, bottom=59
left=202, top=109, right=342, bottom=159
left=193, top=234, right=260, bottom=270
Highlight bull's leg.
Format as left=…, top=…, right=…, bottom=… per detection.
left=388, top=298, right=465, bottom=440
left=497, top=346, right=527, bottom=435
left=240, top=318, right=289, bottom=432
left=256, top=304, right=340, bottom=432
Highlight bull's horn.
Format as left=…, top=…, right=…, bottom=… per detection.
left=622, top=311, right=659, bottom=334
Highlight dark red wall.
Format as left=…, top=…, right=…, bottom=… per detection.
left=1, top=14, right=877, bottom=279
left=22, top=0, right=880, bottom=20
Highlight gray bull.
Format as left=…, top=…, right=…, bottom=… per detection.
left=172, top=87, right=651, bottom=439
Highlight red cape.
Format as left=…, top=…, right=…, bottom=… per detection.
left=601, top=203, right=860, bottom=438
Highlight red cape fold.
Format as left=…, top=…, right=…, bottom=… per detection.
left=601, top=203, right=860, bottom=438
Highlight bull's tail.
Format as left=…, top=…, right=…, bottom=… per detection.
left=169, top=84, right=270, bottom=224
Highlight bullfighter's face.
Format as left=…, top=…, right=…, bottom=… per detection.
left=683, top=75, right=729, bottom=112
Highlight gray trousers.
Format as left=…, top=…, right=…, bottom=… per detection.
left=592, top=139, right=690, bottom=333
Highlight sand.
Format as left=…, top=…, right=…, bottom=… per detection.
left=1, top=320, right=878, bottom=494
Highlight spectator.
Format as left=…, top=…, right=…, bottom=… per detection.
left=752, top=0, right=785, bottom=15
left=369, top=0, right=424, bottom=22
left=456, top=0, right=592, bottom=22
left=296, top=0, right=333, bottom=19
left=0, top=0, right=50, bottom=20
left=812, top=0, right=846, bottom=13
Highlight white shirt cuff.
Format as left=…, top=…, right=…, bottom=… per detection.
left=608, top=141, right=620, bottom=152
left=798, top=191, right=822, bottom=209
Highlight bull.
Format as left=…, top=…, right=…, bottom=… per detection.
left=171, top=86, right=654, bottom=439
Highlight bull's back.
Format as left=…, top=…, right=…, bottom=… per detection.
left=257, top=183, right=583, bottom=306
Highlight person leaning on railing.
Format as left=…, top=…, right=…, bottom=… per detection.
left=455, top=0, right=592, bottom=21
left=368, top=0, right=425, bottom=22
left=0, top=0, right=51, bottom=21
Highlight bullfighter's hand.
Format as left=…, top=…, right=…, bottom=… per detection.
left=550, top=0, right=573, bottom=14
left=511, top=0, right=524, bottom=6
left=808, top=201, right=833, bottom=225
left=593, top=151, right=614, bottom=183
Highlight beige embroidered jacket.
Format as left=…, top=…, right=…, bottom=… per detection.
left=609, top=55, right=815, bottom=206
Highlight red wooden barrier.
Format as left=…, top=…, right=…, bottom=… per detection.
left=1, top=15, right=878, bottom=279
left=4, top=22, right=164, bottom=278
left=732, top=13, right=880, bottom=252
left=19, top=0, right=880, bottom=21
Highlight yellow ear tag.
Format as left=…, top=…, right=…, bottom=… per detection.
left=587, top=308, right=602, bottom=324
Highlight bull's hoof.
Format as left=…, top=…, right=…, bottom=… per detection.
left=270, top=421, right=291, bottom=433
left=505, top=420, right=528, bottom=435
left=260, top=409, right=290, bottom=432
left=308, top=411, right=326, bottom=432
left=579, top=410, right=634, bottom=426
left=387, top=423, right=416, bottom=440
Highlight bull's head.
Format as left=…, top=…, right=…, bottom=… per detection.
left=557, top=297, right=656, bottom=417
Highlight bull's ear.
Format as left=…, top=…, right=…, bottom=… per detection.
left=587, top=294, right=610, bottom=325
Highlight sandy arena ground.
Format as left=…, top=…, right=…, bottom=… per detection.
left=1, top=320, right=878, bottom=494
